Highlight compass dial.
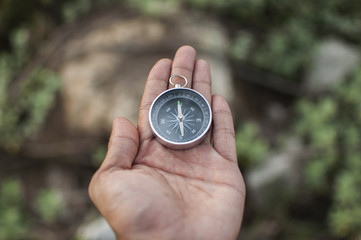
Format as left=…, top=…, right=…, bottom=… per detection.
left=149, top=88, right=212, bottom=149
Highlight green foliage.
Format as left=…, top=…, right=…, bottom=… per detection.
left=0, top=0, right=122, bottom=48
left=188, top=0, right=361, bottom=38
left=252, top=20, right=316, bottom=78
left=229, top=6, right=317, bottom=79
left=62, top=0, right=93, bottom=23
left=62, top=0, right=122, bottom=23
left=0, top=29, right=60, bottom=152
left=0, top=0, right=69, bottom=50
left=236, top=122, right=269, bottom=167
left=189, top=0, right=361, bottom=80
left=295, top=67, right=361, bottom=238
left=0, top=179, right=28, bottom=239
left=34, top=189, right=64, bottom=223
left=124, top=0, right=181, bottom=16
left=0, top=68, right=60, bottom=151
left=189, top=0, right=266, bottom=18
left=231, top=31, right=254, bottom=61
left=11, top=28, right=30, bottom=68
left=295, top=98, right=338, bottom=190
left=91, top=144, right=108, bottom=167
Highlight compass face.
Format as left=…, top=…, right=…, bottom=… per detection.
left=149, top=88, right=212, bottom=149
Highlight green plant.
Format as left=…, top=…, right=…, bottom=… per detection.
left=236, top=122, right=269, bottom=167
left=0, top=179, right=29, bottom=239
left=124, top=0, right=180, bottom=16
left=295, top=98, right=338, bottom=190
left=189, top=0, right=361, bottom=82
left=91, top=144, right=107, bottom=167
left=231, top=31, right=254, bottom=61
left=252, top=20, right=316, bottom=78
left=34, top=188, right=64, bottom=223
left=62, top=0, right=122, bottom=23
left=62, top=0, right=93, bottom=23
left=295, top=67, right=361, bottom=238
left=0, top=29, right=60, bottom=152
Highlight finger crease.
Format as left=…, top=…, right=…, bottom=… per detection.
left=172, top=65, right=193, bottom=76
left=194, top=81, right=211, bottom=88
left=110, top=135, right=138, bottom=149
left=147, top=78, right=168, bottom=85
left=215, top=127, right=235, bottom=139
left=214, top=109, right=232, bottom=118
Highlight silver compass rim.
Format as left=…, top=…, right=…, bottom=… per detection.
left=149, top=87, right=212, bottom=150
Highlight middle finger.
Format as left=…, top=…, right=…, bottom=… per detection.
left=168, top=45, right=196, bottom=89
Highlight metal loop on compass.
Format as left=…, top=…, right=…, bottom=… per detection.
left=169, top=74, right=188, bottom=88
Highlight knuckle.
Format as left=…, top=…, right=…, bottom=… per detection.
left=217, top=148, right=236, bottom=162
left=172, top=65, right=193, bottom=77
left=109, top=135, right=138, bottom=151
left=195, top=79, right=211, bottom=88
left=214, top=109, right=232, bottom=118
left=139, top=102, right=151, bottom=112
left=148, top=77, right=167, bottom=85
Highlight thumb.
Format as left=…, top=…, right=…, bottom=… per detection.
left=100, top=117, right=139, bottom=170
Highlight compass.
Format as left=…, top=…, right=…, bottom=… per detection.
left=149, top=75, right=212, bottom=149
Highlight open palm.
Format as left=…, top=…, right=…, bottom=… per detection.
left=89, top=46, right=246, bottom=240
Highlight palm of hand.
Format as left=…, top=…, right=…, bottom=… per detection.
left=89, top=46, right=245, bottom=240
left=102, top=140, right=243, bottom=239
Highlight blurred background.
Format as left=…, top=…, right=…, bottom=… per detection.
left=1, top=0, right=361, bottom=239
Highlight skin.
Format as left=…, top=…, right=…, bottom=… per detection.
left=88, top=46, right=246, bottom=240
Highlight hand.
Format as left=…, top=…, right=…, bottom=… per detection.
left=89, top=46, right=246, bottom=240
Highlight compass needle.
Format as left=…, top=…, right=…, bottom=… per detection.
left=177, top=100, right=185, bottom=136
left=179, top=122, right=184, bottom=136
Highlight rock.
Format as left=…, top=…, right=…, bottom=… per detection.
left=304, top=38, right=360, bottom=93
left=57, top=11, right=233, bottom=134
left=76, top=216, right=116, bottom=240
left=246, top=137, right=306, bottom=206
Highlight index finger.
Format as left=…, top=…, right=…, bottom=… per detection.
left=138, top=59, right=172, bottom=142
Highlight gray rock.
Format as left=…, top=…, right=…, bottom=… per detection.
left=57, top=11, right=233, bottom=134
left=77, top=217, right=116, bottom=240
left=246, top=137, right=305, bottom=206
left=304, top=38, right=360, bottom=92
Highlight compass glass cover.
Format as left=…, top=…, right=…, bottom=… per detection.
left=150, top=88, right=211, bottom=144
